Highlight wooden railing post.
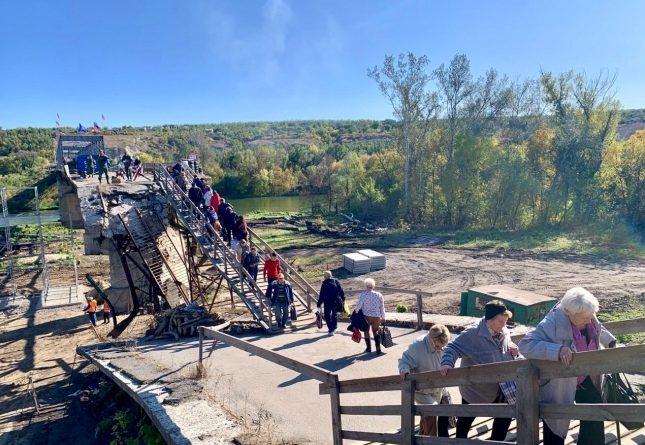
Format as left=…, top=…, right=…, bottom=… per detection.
left=198, top=326, right=204, bottom=367
left=516, top=364, right=539, bottom=445
left=416, top=293, right=423, bottom=330
left=328, top=374, right=343, bottom=445
left=401, top=379, right=415, bottom=445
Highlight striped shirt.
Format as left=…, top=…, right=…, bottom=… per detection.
left=355, top=290, right=385, bottom=318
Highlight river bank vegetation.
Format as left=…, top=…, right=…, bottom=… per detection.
left=1, top=53, right=643, bottom=244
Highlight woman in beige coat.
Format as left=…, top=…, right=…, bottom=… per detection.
left=398, top=324, right=451, bottom=437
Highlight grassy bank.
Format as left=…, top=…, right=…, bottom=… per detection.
left=253, top=216, right=644, bottom=262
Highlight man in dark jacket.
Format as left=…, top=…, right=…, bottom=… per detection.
left=266, top=274, right=294, bottom=329
left=317, top=271, right=345, bottom=335
left=188, top=183, right=204, bottom=210
left=242, top=246, right=261, bottom=282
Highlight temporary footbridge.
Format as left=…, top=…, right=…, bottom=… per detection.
left=128, top=164, right=319, bottom=333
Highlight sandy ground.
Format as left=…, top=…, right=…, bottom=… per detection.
left=0, top=304, right=154, bottom=445
left=285, top=246, right=645, bottom=316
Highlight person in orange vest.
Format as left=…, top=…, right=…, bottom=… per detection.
left=83, top=297, right=98, bottom=326
left=102, top=300, right=111, bottom=324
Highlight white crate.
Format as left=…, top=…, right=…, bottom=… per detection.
left=357, top=249, right=386, bottom=270
left=342, top=252, right=371, bottom=274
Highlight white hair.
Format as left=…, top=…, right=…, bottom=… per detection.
left=560, top=287, right=599, bottom=316
left=323, top=271, right=332, bottom=279
left=364, top=278, right=375, bottom=289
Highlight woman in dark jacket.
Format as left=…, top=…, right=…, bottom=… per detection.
left=316, top=271, right=345, bottom=335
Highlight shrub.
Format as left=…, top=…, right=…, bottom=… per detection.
left=396, top=303, right=408, bottom=313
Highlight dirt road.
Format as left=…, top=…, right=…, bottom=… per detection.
left=0, top=304, right=153, bottom=445
left=286, top=246, right=645, bottom=315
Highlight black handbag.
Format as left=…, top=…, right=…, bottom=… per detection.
left=290, top=305, right=298, bottom=321
left=603, top=373, right=643, bottom=430
left=378, top=323, right=394, bottom=348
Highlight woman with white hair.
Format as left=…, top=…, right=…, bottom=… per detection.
left=518, top=287, right=616, bottom=445
left=355, top=278, right=386, bottom=354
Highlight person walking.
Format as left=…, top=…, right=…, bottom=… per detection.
left=97, top=150, right=111, bottom=184
left=266, top=274, right=294, bottom=329
left=175, top=173, right=187, bottom=192
left=232, top=215, right=249, bottom=259
left=203, top=186, right=213, bottom=208
left=242, top=246, right=261, bottom=282
left=86, top=154, right=95, bottom=178
left=263, top=252, right=281, bottom=285
left=439, top=300, right=519, bottom=441
left=518, top=287, right=616, bottom=445
left=399, top=325, right=452, bottom=437
left=102, top=300, right=111, bottom=324
left=355, top=278, right=386, bottom=354
left=204, top=206, right=220, bottom=235
left=316, top=271, right=345, bottom=335
left=222, top=208, right=237, bottom=246
left=121, top=152, right=133, bottom=181
left=83, top=297, right=98, bottom=327
left=188, top=182, right=204, bottom=210
left=209, top=189, right=222, bottom=210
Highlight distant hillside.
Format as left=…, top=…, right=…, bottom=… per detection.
left=100, top=110, right=645, bottom=154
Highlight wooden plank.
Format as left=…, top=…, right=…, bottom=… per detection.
left=541, top=404, right=645, bottom=422
left=415, top=436, right=513, bottom=445
left=340, top=405, right=401, bottom=415
left=415, top=404, right=515, bottom=418
left=341, top=430, right=402, bottom=443
left=510, top=317, right=645, bottom=342
left=416, top=294, right=424, bottom=330
left=328, top=375, right=343, bottom=445
left=600, top=318, right=645, bottom=336
left=401, top=379, right=415, bottom=445
left=346, top=286, right=434, bottom=298
left=320, top=360, right=524, bottom=395
left=515, top=364, right=539, bottom=445
left=536, top=345, right=645, bottom=379
left=202, top=327, right=332, bottom=382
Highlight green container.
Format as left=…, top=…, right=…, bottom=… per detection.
left=459, top=285, right=557, bottom=326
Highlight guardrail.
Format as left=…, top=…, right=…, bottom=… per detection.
left=199, top=317, right=645, bottom=445
left=153, top=165, right=275, bottom=330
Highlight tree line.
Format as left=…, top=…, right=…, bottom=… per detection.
left=0, top=59, right=643, bottom=237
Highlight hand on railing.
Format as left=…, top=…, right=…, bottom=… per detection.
left=400, top=371, right=409, bottom=381
left=559, top=346, right=573, bottom=366
left=439, top=365, right=451, bottom=376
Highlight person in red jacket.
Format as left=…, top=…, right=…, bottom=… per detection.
left=209, top=190, right=222, bottom=210
left=263, top=252, right=281, bottom=285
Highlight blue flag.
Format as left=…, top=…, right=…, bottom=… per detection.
left=78, top=123, right=87, bottom=133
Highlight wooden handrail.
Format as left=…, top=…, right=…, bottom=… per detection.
left=540, top=403, right=645, bottom=422
left=319, top=344, right=645, bottom=396
left=510, top=317, right=645, bottom=342
left=247, top=226, right=320, bottom=301
left=199, top=326, right=333, bottom=383
left=319, top=359, right=525, bottom=395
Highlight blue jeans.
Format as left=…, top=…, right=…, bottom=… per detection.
left=274, top=301, right=290, bottom=327
left=88, top=312, right=97, bottom=326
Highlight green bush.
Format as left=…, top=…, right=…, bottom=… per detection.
left=396, top=303, right=408, bottom=313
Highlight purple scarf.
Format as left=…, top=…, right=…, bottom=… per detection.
left=571, top=321, right=598, bottom=387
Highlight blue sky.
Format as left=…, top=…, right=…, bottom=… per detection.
left=1, top=0, right=643, bottom=128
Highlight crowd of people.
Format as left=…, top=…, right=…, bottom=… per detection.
left=76, top=150, right=144, bottom=184
left=393, top=287, right=616, bottom=444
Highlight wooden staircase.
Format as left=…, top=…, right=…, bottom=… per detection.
left=153, top=164, right=318, bottom=333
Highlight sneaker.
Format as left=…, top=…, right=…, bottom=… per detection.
left=327, top=330, right=334, bottom=336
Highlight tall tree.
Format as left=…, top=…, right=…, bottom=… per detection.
left=368, top=53, right=439, bottom=219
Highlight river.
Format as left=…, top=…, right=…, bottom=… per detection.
left=228, top=194, right=326, bottom=215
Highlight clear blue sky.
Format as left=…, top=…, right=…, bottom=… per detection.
left=1, top=0, right=643, bottom=128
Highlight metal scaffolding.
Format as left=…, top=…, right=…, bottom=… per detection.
left=0, top=186, right=79, bottom=308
